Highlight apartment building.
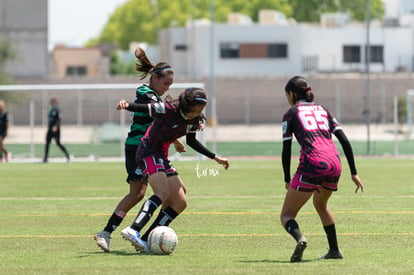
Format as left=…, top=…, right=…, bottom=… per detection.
left=159, top=10, right=414, bottom=78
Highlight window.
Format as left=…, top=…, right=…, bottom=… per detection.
left=220, top=42, right=288, bottom=59
left=175, top=44, right=187, bottom=51
left=343, top=45, right=361, bottom=63
left=220, top=43, right=240, bottom=58
left=368, top=45, right=383, bottom=63
left=66, top=66, right=87, bottom=76
left=268, top=43, right=288, bottom=58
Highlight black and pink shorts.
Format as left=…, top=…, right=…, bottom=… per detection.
left=138, top=156, right=178, bottom=179
left=290, top=173, right=340, bottom=192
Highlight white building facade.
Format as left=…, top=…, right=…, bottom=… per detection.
left=159, top=14, right=414, bottom=78
left=0, top=0, right=48, bottom=78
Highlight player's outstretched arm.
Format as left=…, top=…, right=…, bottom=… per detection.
left=116, top=100, right=129, bottom=110
left=116, top=100, right=163, bottom=114
left=186, top=133, right=229, bottom=169
left=116, top=100, right=148, bottom=112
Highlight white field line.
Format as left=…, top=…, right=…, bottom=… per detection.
left=0, top=195, right=414, bottom=201
left=0, top=232, right=413, bottom=238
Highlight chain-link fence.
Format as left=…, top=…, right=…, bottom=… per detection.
left=1, top=75, right=413, bottom=160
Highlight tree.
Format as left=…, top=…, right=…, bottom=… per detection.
left=0, top=40, right=15, bottom=84
left=92, top=0, right=293, bottom=49
left=109, top=51, right=136, bottom=75
left=0, top=40, right=21, bottom=107
left=223, top=0, right=291, bottom=22
left=289, top=0, right=384, bottom=22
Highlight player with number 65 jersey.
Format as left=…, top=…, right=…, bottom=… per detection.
left=282, top=101, right=343, bottom=187
left=279, top=76, right=364, bottom=263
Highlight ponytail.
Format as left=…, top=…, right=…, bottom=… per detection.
left=135, top=47, right=173, bottom=80
left=284, top=76, right=314, bottom=103
left=135, top=47, right=154, bottom=79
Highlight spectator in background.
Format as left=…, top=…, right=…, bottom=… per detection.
left=0, top=100, right=9, bottom=162
left=94, top=47, right=185, bottom=253
left=43, top=97, right=70, bottom=163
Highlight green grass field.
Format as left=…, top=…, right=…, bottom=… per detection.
left=5, top=139, right=414, bottom=159
left=0, top=158, right=413, bottom=274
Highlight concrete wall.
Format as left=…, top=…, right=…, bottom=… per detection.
left=207, top=74, right=414, bottom=124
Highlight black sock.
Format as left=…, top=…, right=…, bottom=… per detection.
left=103, top=212, right=124, bottom=233
left=141, top=207, right=179, bottom=241
left=285, top=219, right=304, bottom=242
left=324, top=224, right=339, bottom=251
left=131, top=195, right=162, bottom=231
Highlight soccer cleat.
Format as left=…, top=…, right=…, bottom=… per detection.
left=321, top=249, right=344, bottom=259
left=121, top=226, right=146, bottom=251
left=135, top=240, right=150, bottom=254
left=67, top=154, right=74, bottom=163
left=290, top=240, right=307, bottom=262
left=94, top=230, right=111, bottom=252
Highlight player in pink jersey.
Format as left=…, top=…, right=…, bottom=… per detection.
left=94, top=47, right=185, bottom=253
left=116, top=87, right=229, bottom=253
left=280, top=76, right=364, bottom=262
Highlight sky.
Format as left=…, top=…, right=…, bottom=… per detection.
left=48, top=0, right=396, bottom=50
left=48, top=0, right=128, bottom=50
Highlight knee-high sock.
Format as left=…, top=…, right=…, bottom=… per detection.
left=103, top=212, right=125, bottom=233
left=141, top=207, right=179, bottom=241
left=324, top=224, right=339, bottom=250
left=131, top=195, right=162, bottom=231
left=285, top=219, right=304, bottom=242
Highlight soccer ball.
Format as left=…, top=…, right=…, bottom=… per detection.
left=148, top=226, right=178, bottom=255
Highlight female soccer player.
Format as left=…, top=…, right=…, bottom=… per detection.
left=116, top=87, right=229, bottom=252
left=94, top=47, right=185, bottom=252
left=0, top=100, right=9, bottom=162
left=280, top=76, right=364, bottom=262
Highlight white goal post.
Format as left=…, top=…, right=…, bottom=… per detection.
left=0, top=82, right=205, bottom=126
left=0, top=82, right=205, bottom=160
left=0, top=83, right=205, bottom=91
left=407, top=89, right=414, bottom=140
